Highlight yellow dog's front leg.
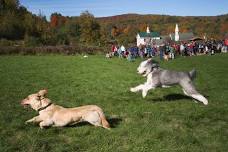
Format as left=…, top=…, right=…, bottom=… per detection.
left=39, top=120, right=54, bottom=129
left=25, top=116, right=42, bottom=124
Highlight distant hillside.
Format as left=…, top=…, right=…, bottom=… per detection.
left=96, top=13, right=228, bottom=39
left=1, top=0, right=227, bottom=47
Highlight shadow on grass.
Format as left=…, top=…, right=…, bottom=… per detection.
left=150, top=93, right=193, bottom=102
left=64, top=117, right=122, bottom=129
left=66, top=122, right=90, bottom=128
left=107, top=117, right=122, bottom=128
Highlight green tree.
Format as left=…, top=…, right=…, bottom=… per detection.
left=0, top=0, right=19, bottom=11
left=0, top=11, right=24, bottom=39
left=100, top=25, right=111, bottom=45
left=65, top=19, right=81, bottom=41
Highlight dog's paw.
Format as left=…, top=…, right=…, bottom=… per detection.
left=203, top=100, right=208, bottom=105
left=130, top=88, right=137, bottom=93
left=142, top=91, right=147, bottom=98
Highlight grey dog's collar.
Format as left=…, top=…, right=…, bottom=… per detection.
left=151, top=63, right=159, bottom=68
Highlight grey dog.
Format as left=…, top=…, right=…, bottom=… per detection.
left=130, top=58, right=208, bottom=105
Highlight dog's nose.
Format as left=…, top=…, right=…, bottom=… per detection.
left=21, top=99, right=26, bottom=105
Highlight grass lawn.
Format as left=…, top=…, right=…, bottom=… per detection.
left=0, top=54, right=228, bottom=152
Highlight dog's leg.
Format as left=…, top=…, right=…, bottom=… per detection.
left=83, top=111, right=103, bottom=127
left=182, top=89, right=198, bottom=103
left=25, top=116, right=42, bottom=124
left=131, top=83, right=155, bottom=98
left=130, top=84, right=145, bottom=92
left=182, top=89, right=189, bottom=96
left=181, top=82, right=208, bottom=105
left=162, top=85, right=171, bottom=88
left=39, top=120, right=53, bottom=129
left=182, top=89, right=208, bottom=105
left=142, top=84, right=155, bottom=98
left=190, top=94, right=208, bottom=105
left=67, top=120, right=81, bottom=126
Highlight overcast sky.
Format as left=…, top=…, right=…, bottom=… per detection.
left=20, top=0, right=228, bottom=19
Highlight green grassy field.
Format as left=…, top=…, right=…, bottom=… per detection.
left=0, top=54, right=228, bottom=152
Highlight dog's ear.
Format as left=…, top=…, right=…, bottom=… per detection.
left=38, top=89, right=48, bottom=97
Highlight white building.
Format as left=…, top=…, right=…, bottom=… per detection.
left=136, top=26, right=161, bottom=46
left=168, top=24, right=194, bottom=42
left=175, top=24, right=179, bottom=41
left=136, top=24, right=195, bottom=46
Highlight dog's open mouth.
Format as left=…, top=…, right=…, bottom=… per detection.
left=21, top=103, right=29, bottom=108
left=141, top=71, right=146, bottom=75
left=138, top=70, right=146, bottom=75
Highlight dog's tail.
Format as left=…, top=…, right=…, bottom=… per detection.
left=96, top=108, right=110, bottom=130
left=189, top=69, right=196, bottom=80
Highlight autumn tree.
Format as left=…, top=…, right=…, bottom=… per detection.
left=50, top=13, right=66, bottom=28
left=79, top=11, right=100, bottom=44
left=138, top=23, right=147, bottom=32
left=111, top=26, right=119, bottom=38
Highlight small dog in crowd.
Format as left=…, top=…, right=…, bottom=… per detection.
left=106, top=52, right=113, bottom=58
left=163, top=54, right=169, bottom=61
left=21, top=89, right=110, bottom=129
left=130, top=58, right=208, bottom=105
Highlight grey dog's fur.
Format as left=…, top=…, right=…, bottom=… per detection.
left=130, top=59, right=208, bottom=105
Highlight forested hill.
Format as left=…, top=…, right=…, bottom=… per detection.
left=96, top=13, right=228, bottom=39
left=0, top=0, right=227, bottom=47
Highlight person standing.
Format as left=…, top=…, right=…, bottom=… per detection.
left=180, top=43, right=185, bottom=56
left=169, top=46, right=175, bottom=59
left=120, top=45, right=126, bottom=57
left=159, top=44, right=165, bottom=60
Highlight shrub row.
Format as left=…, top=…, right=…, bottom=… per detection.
left=0, top=45, right=106, bottom=55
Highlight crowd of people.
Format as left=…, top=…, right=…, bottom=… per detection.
left=106, top=39, right=228, bottom=61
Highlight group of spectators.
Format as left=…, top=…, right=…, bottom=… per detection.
left=107, top=39, right=228, bottom=61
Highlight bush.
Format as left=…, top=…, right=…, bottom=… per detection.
left=24, top=36, right=42, bottom=47
left=0, top=39, right=14, bottom=46
left=0, top=44, right=105, bottom=55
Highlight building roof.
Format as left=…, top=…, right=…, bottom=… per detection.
left=169, top=32, right=194, bottom=41
left=138, top=32, right=160, bottom=38
left=189, top=37, right=203, bottom=41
